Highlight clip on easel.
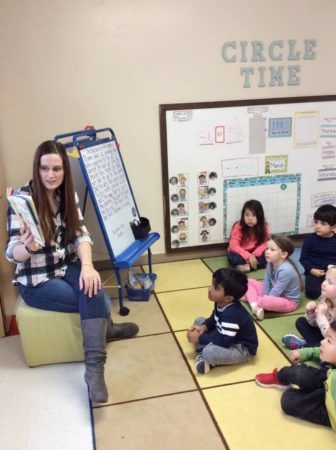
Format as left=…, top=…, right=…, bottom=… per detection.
left=54, top=127, right=160, bottom=315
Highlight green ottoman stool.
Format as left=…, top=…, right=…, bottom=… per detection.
left=16, top=297, right=84, bottom=367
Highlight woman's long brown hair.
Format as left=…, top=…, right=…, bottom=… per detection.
left=31, top=140, right=81, bottom=245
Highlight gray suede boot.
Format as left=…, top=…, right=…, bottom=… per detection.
left=81, top=318, right=108, bottom=403
left=106, top=316, right=139, bottom=342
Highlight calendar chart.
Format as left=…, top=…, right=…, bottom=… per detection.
left=224, top=174, right=301, bottom=238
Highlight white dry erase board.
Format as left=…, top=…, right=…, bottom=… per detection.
left=160, top=95, right=336, bottom=252
left=79, top=140, right=140, bottom=257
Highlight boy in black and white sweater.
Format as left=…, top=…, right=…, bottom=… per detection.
left=187, top=268, right=258, bottom=374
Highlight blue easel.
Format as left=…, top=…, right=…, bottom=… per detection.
left=54, top=128, right=160, bottom=315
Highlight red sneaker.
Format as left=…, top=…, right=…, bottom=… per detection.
left=255, top=369, right=289, bottom=390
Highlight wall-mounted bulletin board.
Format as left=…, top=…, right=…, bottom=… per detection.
left=160, top=95, right=336, bottom=252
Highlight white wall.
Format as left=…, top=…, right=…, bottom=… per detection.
left=1, top=0, right=336, bottom=261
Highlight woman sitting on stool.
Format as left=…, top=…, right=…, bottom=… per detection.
left=6, top=140, right=138, bottom=403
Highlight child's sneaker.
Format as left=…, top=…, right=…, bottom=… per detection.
left=195, top=353, right=210, bottom=374
left=255, top=369, right=289, bottom=390
left=251, top=303, right=265, bottom=321
left=236, top=263, right=251, bottom=273
left=282, top=334, right=307, bottom=349
left=255, top=307, right=264, bottom=321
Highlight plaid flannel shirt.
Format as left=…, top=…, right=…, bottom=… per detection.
left=6, top=183, right=92, bottom=287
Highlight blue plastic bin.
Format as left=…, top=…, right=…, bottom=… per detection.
left=126, top=273, right=157, bottom=301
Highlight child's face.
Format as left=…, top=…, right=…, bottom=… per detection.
left=321, top=269, right=336, bottom=300
left=265, top=239, right=287, bottom=264
left=208, top=281, right=232, bottom=305
left=320, top=327, right=336, bottom=364
left=243, top=208, right=257, bottom=228
left=313, top=219, right=335, bottom=238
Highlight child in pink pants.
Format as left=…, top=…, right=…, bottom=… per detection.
left=244, top=235, right=301, bottom=320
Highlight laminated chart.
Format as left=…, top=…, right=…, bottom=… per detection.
left=223, top=174, right=301, bottom=239
left=294, top=111, right=319, bottom=148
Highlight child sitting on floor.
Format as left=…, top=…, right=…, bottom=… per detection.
left=255, top=320, right=336, bottom=431
left=282, top=265, right=336, bottom=349
left=187, top=268, right=258, bottom=374
left=243, top=235, right=302, bottom=321
left=300, top=204, right=336, bottom=299
left=227, top=199, right=270, bottom=273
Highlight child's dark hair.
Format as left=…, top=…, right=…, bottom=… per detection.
left=330, top=321, right=336, bottom=333
left=314, top=204, right=336, bottom=227
left=270, top=234, right=303, bottom=291
left=239, top=199, right=267, bottom=246
left=212, top=268, right=248, bottom=301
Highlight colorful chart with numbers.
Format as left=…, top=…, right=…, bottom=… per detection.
left=223, top=174, right=301, bottom=239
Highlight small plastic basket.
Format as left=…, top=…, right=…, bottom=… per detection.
left=126, top=273, right=157, bottom=301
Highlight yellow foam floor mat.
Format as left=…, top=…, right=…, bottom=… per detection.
left=204, top=382, right=335, bottom=449
left=104, top=333, right=196, bottom=404
left=157, top=287, right=210, bottom=331
left=94, top=391, right=225, bottom=450
left=109, top=294, right=170, bottom=336
left=143, top=259, right=212, bottom=292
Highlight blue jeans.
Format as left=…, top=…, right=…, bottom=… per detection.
left=19, top=263, right=108, bottom=320
left=295, top=316, right=324, bottom=347
left=227, top=251, right=267, bottom=269
left=304, top=272, right=324, bottom=299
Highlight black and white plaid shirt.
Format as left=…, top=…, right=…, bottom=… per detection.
left=6, top=183, right=92, bottom=287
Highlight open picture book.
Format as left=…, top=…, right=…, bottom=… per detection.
left=7, top=187, right=45, bottom=247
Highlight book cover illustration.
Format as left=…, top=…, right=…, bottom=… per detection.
left=7, top=187, right=45, bottom=247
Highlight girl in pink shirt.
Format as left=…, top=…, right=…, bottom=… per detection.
left=228, top=199, right=269, bottom=273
